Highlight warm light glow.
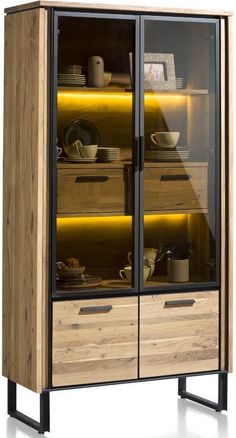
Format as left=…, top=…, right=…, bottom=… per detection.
left=144, top=214, right=188, bottom=224
left=57, top=215, right=132, bottom=230
left=57, top=90, right=187, bottom=111
left=57, top=214, right=187, bottom=229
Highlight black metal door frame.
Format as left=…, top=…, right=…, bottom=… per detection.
left=138, top=14, right=221, bottom=294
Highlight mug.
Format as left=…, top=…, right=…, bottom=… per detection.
left=119, top=265, right=150, bottom=282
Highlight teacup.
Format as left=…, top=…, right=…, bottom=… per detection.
left=119, top=265, right=150, bottom=282
left=79, top=144, right=98, bottom=159
left=150, top=131, right=180, bottom=149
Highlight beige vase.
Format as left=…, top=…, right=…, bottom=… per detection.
left=167, top=259, right=189, bottom=282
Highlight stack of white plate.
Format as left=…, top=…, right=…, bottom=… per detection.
left=58, top=65, right=86, bottom=86
left=176, top=77, right=185, bottom=89
left=58, top=74, right=86, bottom=86
left=97, top=147, right=120, bottom=162
left=145, top=148, right=189, bottom=162
left=59, top=65, right=83, bottom=74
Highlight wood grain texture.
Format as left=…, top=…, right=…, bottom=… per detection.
left=2, top=9, right=48, bottom=393
left=4, top=1, right=233, bottom=16
left=57, top=166, right=131, bottom=215
left=144, top=166, right=208, bottom=213
left=52, top=297, right=138, bottom=386
left=140, top=292, right=219, bottom=378
left=227, top=16, right=233, bottom=372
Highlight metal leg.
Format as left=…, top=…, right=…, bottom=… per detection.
left=178, top=372, right=228, bottom=412
left=8, top=379, right=50, bottom=434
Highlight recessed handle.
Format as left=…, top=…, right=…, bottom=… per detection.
left=160, top=174, right=191, bottom=181
left=75, top=176, right=109, bottom=183
left=140, top=136, right=144, bottom=171
left=164, top=299, right=195, bottom=308
left=79, top=305, right=113, bottom=315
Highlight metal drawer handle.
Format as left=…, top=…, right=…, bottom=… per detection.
left=75, top=176, right=109, bottom=183
left=160, top=174, right=192, bottom=181
left=164, top=299, right=195, bottom=308
left=79, top=305, right=113, bottom=315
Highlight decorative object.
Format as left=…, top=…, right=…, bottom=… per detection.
left=63, top=118, right=100, bottom=147
left=167, top=258, right=190, bottom=282
left=104, top=71, right=112, bottom=86
left=88, top=55, right=104, bottom=87
left=144, top=53, right=176, bottom=90
left=128, top=248, right=157, bottom=277
left=157, top=242, right=192, bottom=282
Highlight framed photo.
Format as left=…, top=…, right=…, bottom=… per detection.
left=144, top=53, right=176, bottom=90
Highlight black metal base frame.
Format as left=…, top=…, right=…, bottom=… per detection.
left=178, top=373, right=228, bottom=412
left=8, top=380, right=50, bottom=434
left=7, top=373, right=227, bottom=434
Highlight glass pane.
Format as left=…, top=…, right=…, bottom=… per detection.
left=55, top=16, right=136, bottom=295
left=142, top=19, right=219, bottom=289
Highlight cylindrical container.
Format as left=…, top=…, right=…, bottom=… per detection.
left=167, top=259, right=189, bottom=282
left=88, top=56, right=104, bottom=87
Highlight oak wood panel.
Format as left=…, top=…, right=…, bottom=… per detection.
left=227, top=16, right=233, bottom=372
left=57, top=167, right=131, bottom=215
left=140, top=292, right=219, bottom=378
left=52, top=297, right=138, bottom=386
left=144, top=166, right=208, bottom=212
left=220, top=18, right=226, bottom=371
left=4, top=1, right=233, bottom=16
left=2, top=9, right=48, bottom=393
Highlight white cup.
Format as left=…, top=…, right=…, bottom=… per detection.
left=150, top=132, right=180, bottom=149
left=119, top=265, right=150, bottom=282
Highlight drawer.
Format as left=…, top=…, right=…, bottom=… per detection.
left=52, top=297, right=138, bottom=386
left=57, top=167, right=130, bottom=215
left=144, top=166, right=208, bottom=212
left=140, top=291, right=219, bottom=378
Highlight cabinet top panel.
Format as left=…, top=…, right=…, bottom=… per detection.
left=4, top=1, right=233, bottom=16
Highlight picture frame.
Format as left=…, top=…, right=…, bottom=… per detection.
left=144, top=53, right=176, bottom=90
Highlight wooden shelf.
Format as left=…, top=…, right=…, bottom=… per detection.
left=57, top=161, right=208, bottom=169
left=54, top=275, right=208, bottom=296
left=58, top=86, right=209, bottom=95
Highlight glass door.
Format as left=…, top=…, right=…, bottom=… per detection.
left=140, top=16, right=220, bottom=291
left=53, top=13, right=139, bottom=297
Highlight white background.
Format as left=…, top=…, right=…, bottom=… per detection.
left=0, top=0, right=235, bottom=437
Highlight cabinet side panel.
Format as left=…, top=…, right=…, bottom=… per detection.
left=2, top=8, right=48, bottom=393
left=227, top=16, right=233, bottom=372
left=220, top=17, right=226, bottom=371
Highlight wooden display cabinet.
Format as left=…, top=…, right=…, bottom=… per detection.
left=2, top=1, right=233, bottom=434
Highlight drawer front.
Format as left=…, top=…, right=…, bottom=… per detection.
left=140, top=291, right=219, bottom=378
left=57, top=168, right=129, bottom=214
left=52, top=297, right=138, bottom=386
left=144, top=166, right=208, bottom=212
